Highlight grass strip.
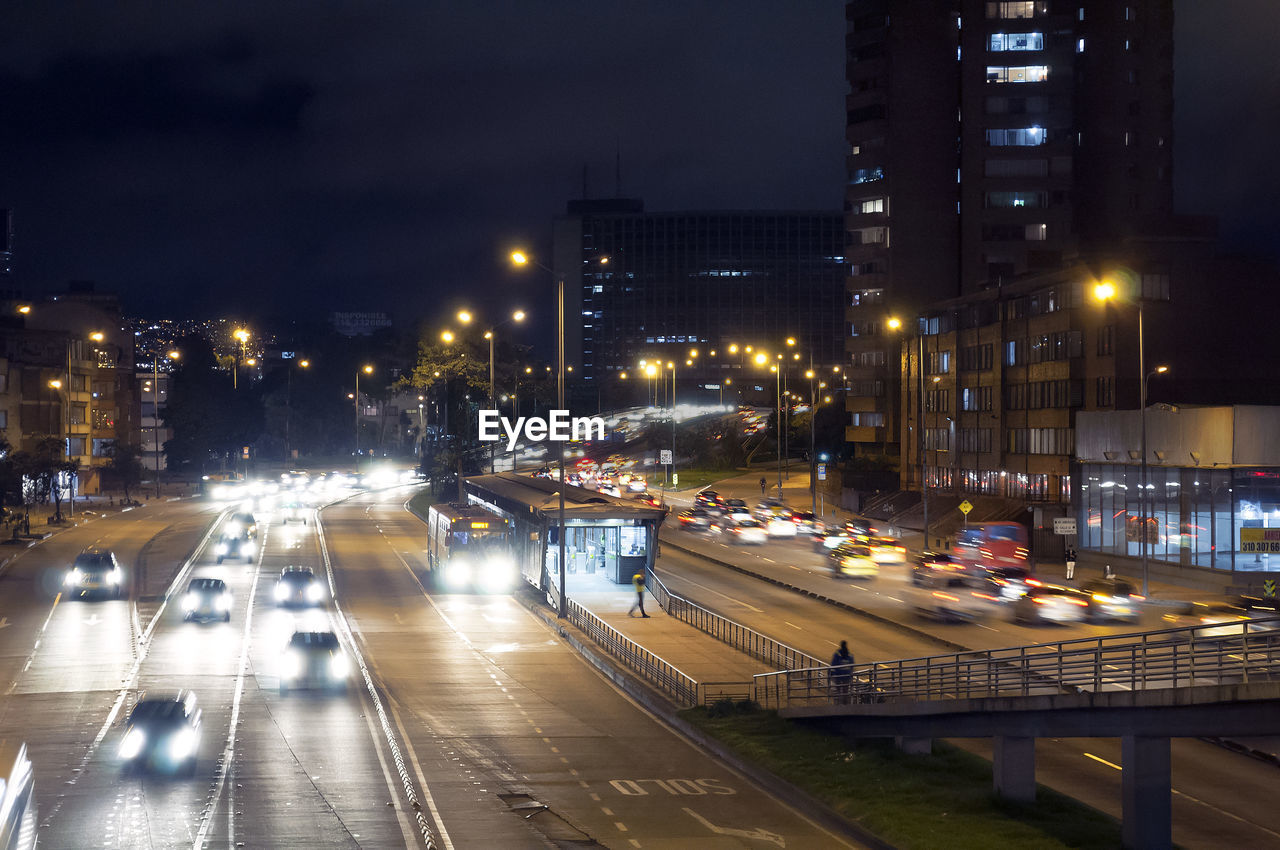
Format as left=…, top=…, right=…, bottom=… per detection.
left=683, top=702, right=1124, bottom=850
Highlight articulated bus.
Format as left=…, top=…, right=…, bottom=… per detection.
left=425, top=503, right=516, bottom=593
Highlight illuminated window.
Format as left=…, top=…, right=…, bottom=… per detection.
left=989, top=32, right=1044, bottom=51
left=986, top=1, right=1044, bottom=18
left=850, top=166, right=885, bottom=184
left=858, top=198, right=886, bottom=214
left=986, top=65, right=1049, bottom=84
left=985, top=127, right=1047, bottom=146
left=985, top=191, right=1048, bottom=208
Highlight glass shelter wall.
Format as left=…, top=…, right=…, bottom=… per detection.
left=1079, top=464, right=1280, bottom=572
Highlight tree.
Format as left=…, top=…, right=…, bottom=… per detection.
left=10, top=436, right=77, bottom=521
left=163, top=336, right=264, bottom=473
left=103, top=442, right=144, bottom=501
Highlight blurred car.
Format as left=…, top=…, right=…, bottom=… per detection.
left=597, top=483, right=622, bottom=497
left=727, top=519, right=768, bottom=545
left=1235, top=595, right=1280, bottom=621
left=911, top=551, right=966, bottom=585
left=214, top=534, right=255, bottom=564
left=634, top=491, right=662, bottom=507
left=677, top=508, right=713, bottom=530
left=279, top=630, right=350, bottom=695
left=724, top=499, right=752, bottom=523
left=1010, top=584, right=1091, bottom=625
left=280, top=501, right=307, bottom=525
left=908, top=573, right=1000, bottom=622
left=64, top=549, right=124, bottom=599
left=0, top=739, right=36, bottom=850
left=224, top=511, right=258, bottom=539
left=694, top=489, right=723, bottom=510
left=1159, top=601, right=1272, bottom=638
left=1080, top=578, right=1142, bottom=624
left=181, top=578, right=232, bottom=623
left=625, top=477, right=648, bottom=493
left=274, top=566, right=325, bottom=607
left=830, top=543, right=877, bottom=579
left=813, top=526, right=855, bottom=553
left=986, top=566, right=1034, bottom=602
left=765, top=517, right=798, bottom=538
left=753, top=501, right=791, bottom=522
left=792, top=512, right=822, bottom=535
left=118, top=691, right=201, bottom=775
left=869, top=536, right=908, bottom=565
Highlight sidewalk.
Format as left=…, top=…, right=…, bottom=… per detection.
left=569, top=586, right=773, bottom=689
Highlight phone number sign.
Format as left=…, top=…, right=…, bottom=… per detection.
left=1240, top=528, right=1280, bottom=553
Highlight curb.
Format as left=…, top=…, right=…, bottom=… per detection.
left=515, top=588, right=896, bottom=850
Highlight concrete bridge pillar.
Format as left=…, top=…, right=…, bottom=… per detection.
left=992, top=736, right=1036, bottom=802
left=1122, top=735, right=1171, bottom=850
left=894, top=736, right=932, bottom=755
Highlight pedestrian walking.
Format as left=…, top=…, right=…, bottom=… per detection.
left=760, top=477, right=767, bottom=496
left=628, top=570, right=650, bottom=618
left=1065, top=546, right=1077, bottom=581
left=829, top=640, right=854, bottom=704
left=1104, top=563, right=1114, bottom=579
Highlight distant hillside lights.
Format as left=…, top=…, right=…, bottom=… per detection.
left=477, top=410, right=605, bottom=451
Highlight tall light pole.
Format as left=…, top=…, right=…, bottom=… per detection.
left=354, top=364, right=373, bottom=473
left=233, top=328, right=249, bottom=390
left=285, top=359, right=310, bottom=462
left=1094, top=281, right=1167, bottom=597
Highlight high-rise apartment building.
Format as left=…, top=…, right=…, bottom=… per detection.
left=554, top=200, right=846, bottom=406
left=844, top=0, right=1175, bottom=458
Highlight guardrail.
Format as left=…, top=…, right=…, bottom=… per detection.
left=647, top=569, right=823, bottom=674
left=754, top=617, right=1280, bottom=709
left=565, top=597, right=699, bottom=707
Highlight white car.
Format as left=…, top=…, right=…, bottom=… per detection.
left=728, top=520, right=768, bottom=545
left=766, top=517, right=798, bottom=538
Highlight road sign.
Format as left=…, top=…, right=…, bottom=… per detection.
left=817, top=463, right=827, bottom=481
left=659, top=449, right=673, bottom=465
left=1053, top=517, right=1077, bottom=535
left=242, top=446, right=250, bottom=459
left=1265, top=579, right=1277, bottom=599
left=958, top=500, right=973, bottom=515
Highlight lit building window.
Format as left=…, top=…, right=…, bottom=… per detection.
left=986, top=65, right=1050, bottom=84
left=985, top=127, right=1046, bottom=146
left=989, top=32, right=1044, bottom=51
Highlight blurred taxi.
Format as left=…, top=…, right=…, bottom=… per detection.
left=727, top=519, right=768, bottom=545
left=1080, top=577, right=1143, bottom=625
left=830, top=542, right=877, bottom=579
left=869, top=536, right=908, bottom=565
left=1011, top=584, right=1091, bottom=625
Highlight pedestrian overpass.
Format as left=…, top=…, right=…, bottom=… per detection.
left=752, top=619, right=1280, bottom=849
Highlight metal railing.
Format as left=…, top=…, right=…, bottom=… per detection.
left=647, top=569, right=823, bottom=673
left=565, top=597, right=699, bottom=707
left=754, top=617, right=1280, bottom=709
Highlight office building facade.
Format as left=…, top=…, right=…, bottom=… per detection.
left=844, top=0, right=1175, bottom=457
left=555, top=200, right=846, bottom=405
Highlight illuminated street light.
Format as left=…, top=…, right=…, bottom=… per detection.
left=89, top=331, right=105, bottom=342
left=441, top=330, right=455, bottom=344
left=887, top=316, right=902, bottom=331
left=457, top=310, right=473, bottom=324
left=355, top=365, right=374, bottom=473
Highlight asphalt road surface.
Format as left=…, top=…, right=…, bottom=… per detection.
left=0, top=490, right=859, bottom=849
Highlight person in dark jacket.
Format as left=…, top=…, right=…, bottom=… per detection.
left=829, top=640, right=854, bottom=703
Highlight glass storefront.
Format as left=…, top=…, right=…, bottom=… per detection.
left=1078, top=465, right=1280, bottom=572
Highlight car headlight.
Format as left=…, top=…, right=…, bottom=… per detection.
left=282, top=650, right=304, bottom=680
left=215, top=593, right=232, bottom=612
left=305, top=583, right=323, bottom=602
left=108, top=568, right=123, bottom=584
left=169, top=727, right=198, bottom=760
left=215, top=543, right=228, bottom=555
left=181, top=593, right=197, bottom=612
left=329, top=653, right=350, bottom=679
left=242, top=541, right=255, bottom=555
left=65, top=568, right=83, bottom=586
left=119, top=728, right=146, bottom=760
left=274, top=583, right=289, bottom=601
left=225, top=523, right=241, bottom=536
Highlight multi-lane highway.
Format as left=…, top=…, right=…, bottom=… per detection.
left=653, top=521, right=1280, bottom=849
left=0, top=488, right=857, bottom=849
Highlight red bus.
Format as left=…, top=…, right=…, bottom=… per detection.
left=955, top=522, right=1030, bottom=570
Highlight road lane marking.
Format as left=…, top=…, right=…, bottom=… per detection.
left=658, top=573, right=763, bottom=613
left=1083, top=752, right=1121, bottom=770
left=784, top=621, right=803, bottom=631
left=193, top=537, right=263, bottom=849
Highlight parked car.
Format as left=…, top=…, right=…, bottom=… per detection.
left=1080, top=578, right=1142, bottom=624
left=1010, top=584, right=1091, bottom=625
left=830, top=543, right=877, bottom=579
left=727, top=519, right=768, bottom=545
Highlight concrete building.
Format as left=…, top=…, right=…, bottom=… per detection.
left=553, top=199, right=846, bottom=407
left=844, top=0, right=1176, bottom=459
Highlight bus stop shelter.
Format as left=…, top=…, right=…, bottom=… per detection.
left=464, top=473, right=667, bottom=590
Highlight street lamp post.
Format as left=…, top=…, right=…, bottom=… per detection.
left=462, top=309, right=526, bottom=473
left=285, top=359, right=310, bottom=462
left=233, top=328, right=249, bottom=390
left=1094, top=281, right=1167, bottom=597
left=354, top=364, right=373, bottom=473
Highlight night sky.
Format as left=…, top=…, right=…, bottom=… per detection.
left=0, top=1, right=1276, bottom=333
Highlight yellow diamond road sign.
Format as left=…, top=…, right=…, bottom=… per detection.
left=959, top=500, right=973, bottom=515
